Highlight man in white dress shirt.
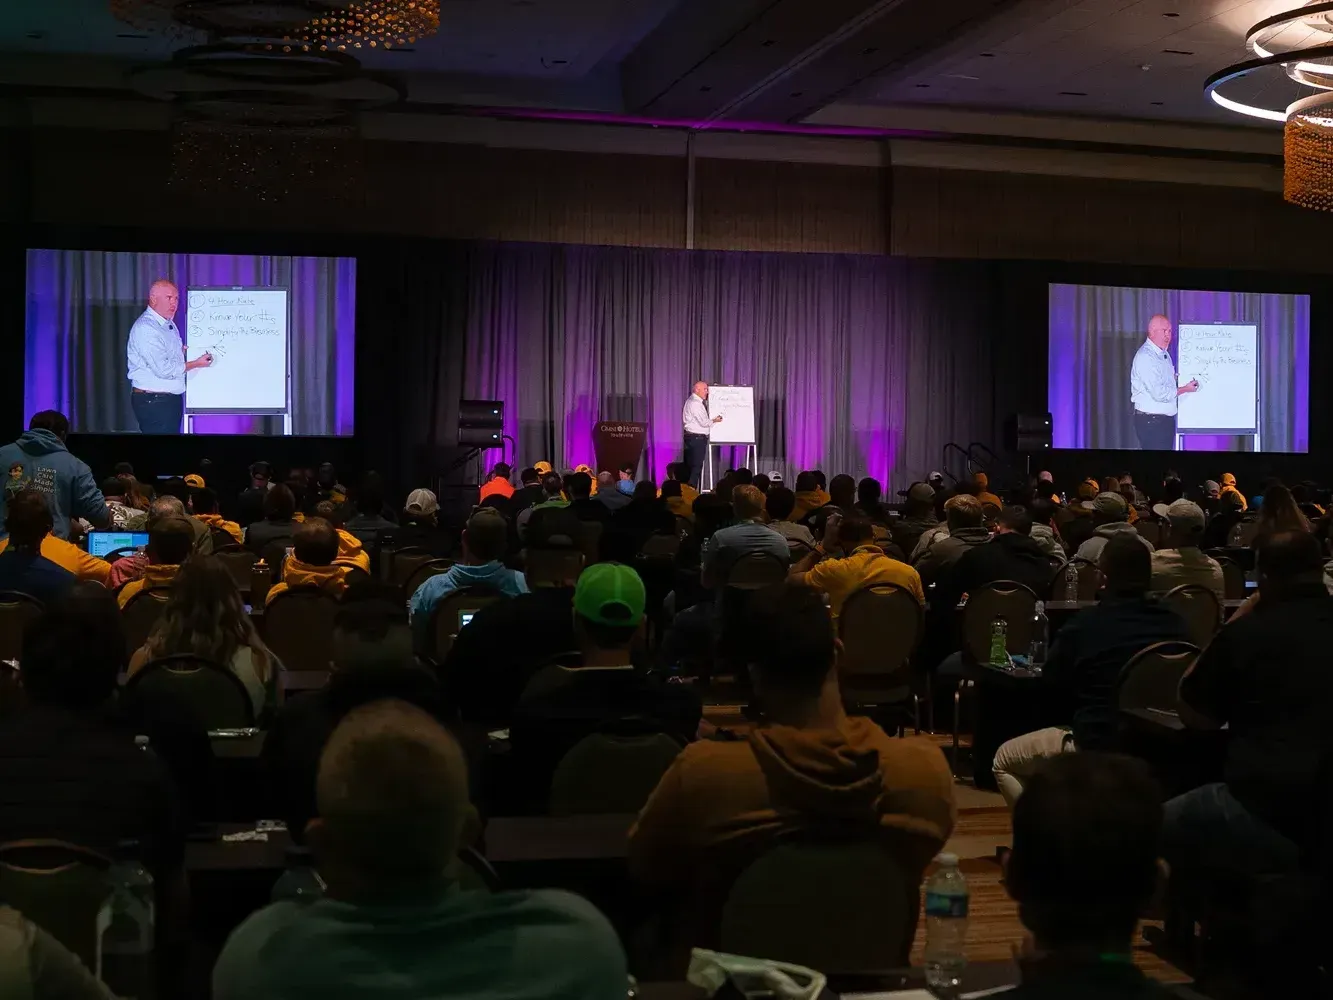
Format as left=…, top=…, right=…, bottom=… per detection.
left=126, top=280, right=214, bottom=434
left=681, top=380, right=722, bottom=489
left=1129, top=314, right=1197, bottom=451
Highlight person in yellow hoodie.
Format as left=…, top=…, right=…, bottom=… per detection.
left=191, top=487, right=243, bottom=545
left=265, top=517, right=352, bottom=606
left=1219, top=472, right=1248, bottom=512
left=663, top=462, right=699, bottom=510
left=970, top=471, right=1004, bottom=510
left=315, top=499, right=371, bottom=574
left=629, top=583, right=954, bottom=963
left=0, top=502, right=112, bottom=588
left=790, top=470, right=828, bottom=523
left=117, top=516, right=194, bottom=607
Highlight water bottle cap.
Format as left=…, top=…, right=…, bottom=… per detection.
left=133, top=734, right=150, bottom=748
left=936, top=851, right=959, bottom=866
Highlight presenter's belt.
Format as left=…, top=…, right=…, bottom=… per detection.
left=133, top=388, right=181, bottom=395
left=1133, top=411, right=1174, bottom=419
left=684, top=431, right=709, bottom=439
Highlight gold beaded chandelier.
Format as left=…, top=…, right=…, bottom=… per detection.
left=1207, top=1, right=1333, bottom=210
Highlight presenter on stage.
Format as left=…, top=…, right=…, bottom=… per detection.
left=681, top=380, right=722, bottom=488
left=126, top=279, right=213, bottom=434
left=1129, top=314, right=1197, bottom=451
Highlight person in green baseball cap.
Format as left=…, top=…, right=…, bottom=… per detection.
left=508, top=562, right=701, bottom=812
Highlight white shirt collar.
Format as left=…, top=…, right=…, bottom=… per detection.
left=144, top=306, right=175, bottom=329
left=691, top=393, right=705, bottom=402
left=1143, top=338, right=1169, bottom=359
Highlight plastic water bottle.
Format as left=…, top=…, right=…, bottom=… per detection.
left=100, top=840, right=155, bottom=999
left=988, top=616, right=1008, bottom=667
left=1029, top=601, right=1049, bottom=671
left=924, top=852, right=969, bottom=995
left=1063, top=561, right=1079, bottom=601
left=271, top=844, right=326, bottom=903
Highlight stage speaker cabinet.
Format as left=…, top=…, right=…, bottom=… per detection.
left=1005, top=412, right=1052, bottom=453
left=458, top=399, right=504, bottom=449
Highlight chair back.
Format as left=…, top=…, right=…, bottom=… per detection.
left=1074, top=558, right=1103, bottom=601
left=208, top=527, right=239, bottom=551
left=838, top=586, right=921, bottom=702
left=548, top=732, right=683, bottom=815
left=576, top=520, right=604, bottom=566
left=427, top=586, right=504, bottom=661
left=402, top=557, right=453, bottom=599
left=519, top=662, right=577, bottom=701
left=524, top=547, right=584, bottom=588
left=722, top=552, right=787, bottom=590
left=961, top=581, right=1039, bottom=663
left=123, top=653, right=256, bottom=730
left=0, top=840, right=112, bottom=971
left=214, top=549, right=257, bottom=596
left=1161, top=584, right=1222, bottom=648
left=1216, top=556, right=1247, bottom=600
left=0, top=591, right=43, bottom=663
left=1135, top=519, right=1165, bottom=548
left=720, top=837, right=917, bottom=973
left=673, top=515, right=693, bottom=540
left=262, top=586, right=340, bottom=673
left=120, top=587, right=173, bottom=657
left=638, top=532, right=680, bottom=561
left=1118, top=640, right=1200, bottom=712
left=1229, top=519, right=1261, bottom=548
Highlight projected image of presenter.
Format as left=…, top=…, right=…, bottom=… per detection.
left=681, top=380, right=722, bottom=489
left=1129, top=314, right=1197, bottom=451
left=126, top=279, right=214, bottom=434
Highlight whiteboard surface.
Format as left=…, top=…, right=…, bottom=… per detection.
left=708, top=385, right=755, bottom=444
left=185, top=287, right=288, bottom=413
left=1176, top=323, right=1257, bottom=433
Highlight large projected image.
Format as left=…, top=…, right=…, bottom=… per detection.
left=24, top=249, right=356, bottom=436
left=1048, top=283, right=1309, bottom=453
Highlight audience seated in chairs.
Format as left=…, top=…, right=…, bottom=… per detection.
left=262, top=592, right=445, bottom=841
left=0, top=489, right=76, bottom=605
left=764, top=486, right=816, bottom=550
left=802, top=473, right=856, bottom=535
left=1026, top=498, right=1062, bottom=558
left=0, top=498, right=110, bottom=590
left=566, top=471, right=609, bottom=524
left=1168, top=529, right=1332, bottom=879
left=314, top=500, right=371, bottom=574
left=510, top=563, right=701, bottom=813
left=409, top=508, right=526, bottom=652
left=932, top=506, right=1052, bottom=617
left=991, top=536, right=1191, bottom=807
left=107, top=496, right=185, bottom=590
left=790, top=511, right=923, bottom=615
left=191, top=487, right=243, bottom=546
left=128, top=557, right=279, bottom=718
left=629, top=583, right=954, bottom=964
left=603, top=481, right=674, bottom=564
left=506, top=467, right=545, bottom=519
left=1074, top=491, right=1154, bottom=564
left=378, top=488, right=452, bottom=559
left=790, top=470, right=829, bottom=524
left=1149, top=499, right=1223, bottom=602
left=478, top=462, right=514, bottom=504
left=660, top=475, right=693, bottom=522
left=0, top=410, right=109, bottom=543
left=595, top=471, right=632, bottom=513
left=891, top=482, right=939, bottom=558
left=517, top=473, right=572, bottom=542
left=663, top=462, right=699, bottom=511
left=101, top=475, right=148, bottom=531
left=1002, top=753, right=1176, bottom=1000
left=117, top=515, right=195, bottom=608
left=268, top=519, right=351, bottom=604
left=0, top=583, right=185, bottom=890
left=1200, top=488, right=1248, bottom=551
left=155, top=476, right=214, bottom=555
left=911, top=494, right=988, bottom=585
left=444, top=537, right=581, bottom=728
left=244, top=483, right=298, bottom=557
left=701, top=485, right=789, bottom=584
left=215, top=700, right=629, bottom=1000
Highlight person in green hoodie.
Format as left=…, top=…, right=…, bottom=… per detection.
left=629, top=582, right=955, bottom=961
left=213, top=699, right=629, bottom=1000
left=0, top=411, right=107, bottom=542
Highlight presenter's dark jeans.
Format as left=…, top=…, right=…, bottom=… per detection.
left=1133, top=411, right=1176, bottom=451
left=683, top=432, right=709, bottom=489
left=131, top=391, right=184, bottom=434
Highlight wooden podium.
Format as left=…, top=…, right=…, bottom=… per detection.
left=592, top=420, right=647, bottom=477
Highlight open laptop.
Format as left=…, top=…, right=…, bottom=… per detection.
left=86, top=530, right=148, bottom=560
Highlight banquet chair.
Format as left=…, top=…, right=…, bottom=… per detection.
left=1215, top=556, right=1246, bottom=601
left=124, top=653, right=256, bottom=731
left=1162, top=584, right=1222, bottom=649
left=0, top=840, right=112, bottom=971
left=402, top=557, right=453, bottom=600
left=263, top=586, right=339, bottom=674
left=955, top=581, right=1039, bottom=769
left=120, top=587, right=173, bottom=658
left=838, top=585, right=925, bottom=732
left=426, top=586, right=505, bottom=662
left=213, top=549, right=257, bottom=596
left=1118, top=640, right=1200, bottom=715
left=548, top=731, right=683, bottom=816
left=0, top=591, right=43, bottom=663
left=720, top=837, right=917, bottom=974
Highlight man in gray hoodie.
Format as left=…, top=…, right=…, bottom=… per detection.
left=1074, top=492, right=1153, bottom=565
left=0, top=411, right=107, bottom=542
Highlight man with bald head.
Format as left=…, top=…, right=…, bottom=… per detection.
left=126, top=279, right=214, bottom=434
left=681, top=379, right=722, bottom=489
left=1129, top=314, right=1197, bottom=451
left=213, top=699, right=628, bottom=999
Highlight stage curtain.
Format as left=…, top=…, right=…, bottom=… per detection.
left=1048, top=284, right=1309, bottom=453
left=24, top=250, right=356, bottom=436
left=363, top=242, right=998, bottom=491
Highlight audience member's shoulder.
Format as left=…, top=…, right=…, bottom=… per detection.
left=499, top=887, right=625, bottom=960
